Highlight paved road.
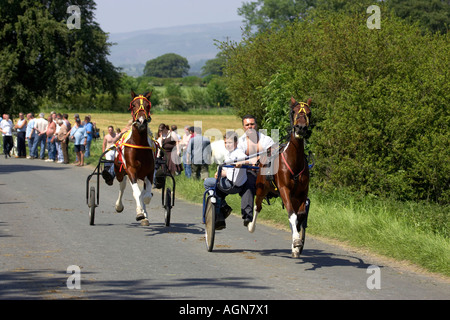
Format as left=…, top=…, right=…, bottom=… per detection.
left=0, top=158, right=448, bottom=301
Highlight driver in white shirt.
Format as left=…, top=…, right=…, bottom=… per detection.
left=204, top=131, right=247, bottom=230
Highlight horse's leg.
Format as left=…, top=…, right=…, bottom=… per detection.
left=142, top=176, right=153, bottom=205
left=248, top=176, right=269, bottom=233
left=279, top=187, right=302, bottom=257
left=115, top=175, right=127, bottom=213
left=129, top=178, right=145, bottom=219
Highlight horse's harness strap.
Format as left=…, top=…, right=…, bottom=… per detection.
left=121, top=143, right=154, bottom=150
left=281, top=151, right=305, bottom=181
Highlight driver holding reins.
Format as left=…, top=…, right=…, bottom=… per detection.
left=237, top=115, right=274, bottom=229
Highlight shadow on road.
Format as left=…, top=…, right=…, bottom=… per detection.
left=0, top=164, right=70, bottom=174
left=0, top=269, right=269, bottom=299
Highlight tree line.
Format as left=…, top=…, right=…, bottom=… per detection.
left=221, top=1, right=449, bottom=204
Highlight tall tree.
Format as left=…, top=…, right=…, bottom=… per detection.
left=143, top=53, right=190, bottom=78
left=0, top=0, right=120, bottom=115
left=387, top=0, right=450, bottom=34
left=201, top=52, right=227, bottom=77
left=238, top=0, right=317, bottom=32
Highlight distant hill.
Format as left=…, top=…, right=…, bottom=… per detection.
left=107, top=21, right=244, bottom=77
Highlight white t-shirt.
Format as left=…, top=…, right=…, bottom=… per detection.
left=0, top=119, right=13, bottom=136
left=224, top=148, right=247, bottom=187
left=238, top=132, right=275, bottom=161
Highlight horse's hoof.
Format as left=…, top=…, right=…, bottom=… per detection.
left=115, top=205, right=124, bottom=213
left=248, top=222, right=256, bottom=233
left=292, top=251, right=300, bottom=258
left=293, top=238, right=303, bottom=248
left=136, top=213, right=146, bottom=221
left=140, top=219, right=150, bottom=226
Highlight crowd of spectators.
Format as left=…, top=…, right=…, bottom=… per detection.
left=1, top=112, right=97, bottom=166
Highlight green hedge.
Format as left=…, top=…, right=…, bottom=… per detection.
left=222, top=6, right=449, bottom=204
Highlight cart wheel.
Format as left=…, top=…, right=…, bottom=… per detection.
left=164, top=187, right=171, bottom=227
left=204, top=196, right=216, bottom=252
left=89, top=186, right=96, bottom=225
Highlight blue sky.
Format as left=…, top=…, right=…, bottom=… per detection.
left=94, top=0, right=245, bottom=33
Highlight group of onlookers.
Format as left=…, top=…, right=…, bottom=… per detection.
left=0, top=112, right=97, bottom=166
left=155, top=124, right=213, bottom=180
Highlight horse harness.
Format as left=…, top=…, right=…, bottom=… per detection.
left=129, top=95, right=151, bottom=121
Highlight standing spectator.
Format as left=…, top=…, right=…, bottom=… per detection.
left=171, top=125, right=181, bottom=140
left=69, top=117, right=87, bottom=166
left=54, top=119, right=63, bottom=163
left=45, top=115, right=56, bottom=162
left=31, top=113, right=48, bottom=160
left=56, top=119, right=70, bottom=164
left=14, top=112, right=27, bottom=158
left=62, top=113, right=71, bottom=162
left=0, top=114, right=13, bottom=158
left=84, top=116, right=93, bottom=158
left=180, top=125, right=193, bottom=178
left=186, top=126, right=211, bottom=180
left=26, top=113, right=36, bottom=159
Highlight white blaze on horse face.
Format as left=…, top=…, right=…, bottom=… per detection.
left=138, top=115, right=145, bottom=124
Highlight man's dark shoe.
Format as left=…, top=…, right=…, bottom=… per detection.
left=102, top=169, right=114, bottom=186
left=215, top=220, right=226, bottom=230
left=220, top=204, right=232, bottom=219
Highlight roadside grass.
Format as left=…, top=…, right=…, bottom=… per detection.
left=76, top=112, right=448, bottom=277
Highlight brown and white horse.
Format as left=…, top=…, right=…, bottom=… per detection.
left=114, top=91, right=155, bottom=226
left=253, top=97, right=311, bottom=257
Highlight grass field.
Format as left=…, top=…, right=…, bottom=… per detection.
left=79, top=112, right=243, bottom=143
left=72, top=112, right=449, bottom=278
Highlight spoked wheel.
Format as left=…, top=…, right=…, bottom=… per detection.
left=204, top=196, right=216, bottom=252
left=88, top=186, right=96, bottom=225
left=164, top=187, right=172, bottom=227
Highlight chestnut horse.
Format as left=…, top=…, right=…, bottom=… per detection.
left=114, top=91, right=155, bottom=226
left=253, top=97, right=311, bottom=257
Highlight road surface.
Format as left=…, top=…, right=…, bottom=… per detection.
left=0, top=158, right=448, bottom=301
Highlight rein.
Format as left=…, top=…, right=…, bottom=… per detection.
left=281, top=151, right=306, bottom=181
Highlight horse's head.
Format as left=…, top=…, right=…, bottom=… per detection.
left=129, top=90, right=152, bottom=132
left=290, top=97, right=311, bottom=139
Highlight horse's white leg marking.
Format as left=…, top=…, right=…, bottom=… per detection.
left=142, top=177, right=153, bottom=205
left=289, top=214, right=300, bottom=237
left=248, top=205, right=259, bottom=233
left=130, top=181, right=146, bottom=217
left=115, top=176, right=127, bottom=212
left=289, top=213, right=302, bottom=257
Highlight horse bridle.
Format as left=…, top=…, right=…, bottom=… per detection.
left=291, top=101, right=310, bottom=128
left=129, top=95, right=151, bottom=122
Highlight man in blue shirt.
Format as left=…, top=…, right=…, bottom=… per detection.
left=69, top=117, right=87, bottom=166
left=84, top=116, right=94, bottom=158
